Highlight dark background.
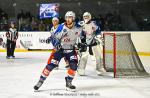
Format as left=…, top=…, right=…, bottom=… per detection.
left=0, top=0, right=150, bottom=31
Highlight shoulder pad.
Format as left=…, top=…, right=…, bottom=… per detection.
left=53, top=23, right=64, bottom=35
left=77, top=21, right=85, bottom=27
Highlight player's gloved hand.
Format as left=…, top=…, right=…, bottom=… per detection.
left=78, top=43, right=87, bottom=48
left=55, top=44, right=63, bottom=51
left=46, top=37, right=52, bottom=44
left=78, top=43, right=87, bottom=52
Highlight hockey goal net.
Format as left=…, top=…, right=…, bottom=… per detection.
left=103, top=32, right=149, bottom=78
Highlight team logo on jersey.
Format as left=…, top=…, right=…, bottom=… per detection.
left=63, top=29, right=67, bottom=32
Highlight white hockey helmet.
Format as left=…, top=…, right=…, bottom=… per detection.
left=65, top=11, right=76, bottom=20
left=83, top=12, right=91, bottom=23
left=52, top=17, right=59, bottom=21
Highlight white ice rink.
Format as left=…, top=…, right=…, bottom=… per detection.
left=0, top=52, right=150, bottom=98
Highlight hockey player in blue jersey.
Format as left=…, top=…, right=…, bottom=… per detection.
left=34, top=11, right=82, bottom=92
left=77, top=12, right=106, bottom=76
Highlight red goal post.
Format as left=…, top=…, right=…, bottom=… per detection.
left=103, top=32, right=149, bottom=78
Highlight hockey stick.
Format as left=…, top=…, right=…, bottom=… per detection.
left=20, top=40, right=32, bottom=51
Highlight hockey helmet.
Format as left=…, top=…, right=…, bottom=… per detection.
left=83, top=12, right=91, bottom=23
left=65, top=11, right=76, bottom=20
left=52, top=17, right=59, bottom=21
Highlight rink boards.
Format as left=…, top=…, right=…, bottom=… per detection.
left=0, top=31, right=150, bottom=56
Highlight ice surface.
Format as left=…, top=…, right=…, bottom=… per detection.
left=0, top=52, right=150, bottom=98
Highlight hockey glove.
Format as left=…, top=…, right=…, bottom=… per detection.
left=46, top=37, right=52, bottom=44
left=78, top=43, right=87, bottom=52
left=55, top=43, right=63, bottom=51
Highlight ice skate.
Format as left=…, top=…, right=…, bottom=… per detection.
left=65, top=77, right=76, bottom=92
left=54, top=67, right=59, bottom=70
left=34, top=80, right=44, bottom=91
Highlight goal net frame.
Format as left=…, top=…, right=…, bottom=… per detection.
left=103, top=32, right=148, bottom=78
left=103, top=32, right=117, bottom=78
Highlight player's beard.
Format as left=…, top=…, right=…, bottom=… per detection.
left=66, top=21, right=74, bottom=29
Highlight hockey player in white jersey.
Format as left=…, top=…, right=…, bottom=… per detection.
left=47, top=17, right=69, bottom=70
left=78, top=12, right=106, bottom=76
left=34, top=11, right=82, bottom=92
left=50, top=17, right=60, bottom=35
left=47, top=17, right=60, bottom=69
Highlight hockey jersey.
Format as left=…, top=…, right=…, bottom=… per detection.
left=6, top=28, right=18, bottom=41
left=48, top=25, right=60, bottom=47
left=52, top=23, right=82, bottom=50
left=79, top=21, right=101, bottom=45
left=50, top=25, right=60, bottom=35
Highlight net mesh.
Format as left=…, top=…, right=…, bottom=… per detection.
left=104, top=33, right=149, bottom=78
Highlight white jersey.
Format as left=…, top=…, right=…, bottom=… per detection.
left=50, top=25, right=60, bottom=35
left=55, top=23, right=82, bottom=50
left=50, top=25, right=60, bottom=49
left=79, top=21, right=100, bottom=45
